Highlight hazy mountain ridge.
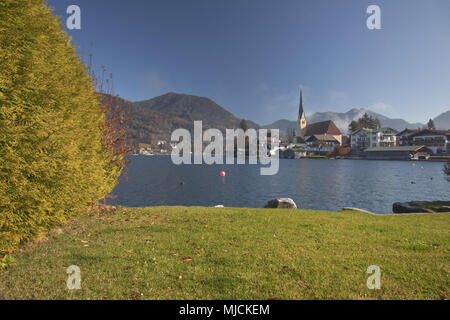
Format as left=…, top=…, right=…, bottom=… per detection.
left=307, top=108, right=426, bottom=134
left=433, top=111, right=450, bottom=129
left=263, top=108, right=449, bottom=135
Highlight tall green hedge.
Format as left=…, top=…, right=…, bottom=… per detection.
left=0, top=0, right=119, bottom=253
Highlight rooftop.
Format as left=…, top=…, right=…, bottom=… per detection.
left=306, top=134, right=339, bottom=142
left=305, top=120, right=341, bottom=136
left=395, top=128, right=419, bottom=136
left=364, top=145, right=429, bottom=152
left=352, top=127, right=398, bottom=135
left=411, top=129, right=450, bottom=138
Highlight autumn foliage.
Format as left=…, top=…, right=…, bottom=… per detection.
left=0, top=0, right=126, bottom=253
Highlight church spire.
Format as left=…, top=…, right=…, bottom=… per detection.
left=297, top=87, right=307, bottom=138
left=299, top=88, right=304, bottom=117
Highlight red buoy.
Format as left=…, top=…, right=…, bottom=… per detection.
left=220, top=171, right=226, bottom=177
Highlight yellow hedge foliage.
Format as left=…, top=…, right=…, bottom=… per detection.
left=0, top=0, right=120, bottom=253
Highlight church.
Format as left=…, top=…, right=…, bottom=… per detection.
left=293, top=90, right=342, bottom=151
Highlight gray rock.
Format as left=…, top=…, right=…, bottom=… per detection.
left=341, top=207, right=377, bottom=215
left=391, top=201, right=450, bottom=214
left=439, top=206, right=450, bottom=212
left=393, top=202, right=429, bottom=213
left=264, top=198, right=297, bottom=209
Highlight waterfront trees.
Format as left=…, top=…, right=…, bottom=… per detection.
left=348, top=113, right=381, bottom=133
left=239, top=119, right=248, bottom=132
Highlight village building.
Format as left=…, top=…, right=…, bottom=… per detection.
left=292, top=135, right=307, bottom=147
left=350, top=127, right=398, bottom=151
left=364, top=145, right=432, bottom=161
left=293, top=89, right=342, bottom=151
left=137, top=143, right=153, bottom=155
left=258, top=134, right=281, bottom=154
left=349, top=128, right=379, bottom=151
left=396, top=129, right=419, bottom=146
left=378, top=128, right=398, bottom=147
left=305, top=134, right=340, bottom=152
left=303, top=120, right=343, bottom=146
left=410, top=129, right=450, bottom=155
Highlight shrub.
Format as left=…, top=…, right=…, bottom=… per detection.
left=0, top=0, right=121, bottom=253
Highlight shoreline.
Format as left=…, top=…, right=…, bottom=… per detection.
left=103, top=204, right=450, bottom=215
left=131, top=153, right=450, bottom=162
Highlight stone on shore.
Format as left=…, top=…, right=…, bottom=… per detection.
left=341, top=207, right=377, bottom=215
left=264, top=198, right=297, bottom=209
left=393, top=202, right=430, bottom=213
left=393, top=201, right=450, bottom=214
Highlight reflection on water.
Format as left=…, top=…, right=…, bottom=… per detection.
left=109, top=155, right=449, bottom=214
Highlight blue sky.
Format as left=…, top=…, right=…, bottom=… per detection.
left=48, top=0, right=450, bottom=125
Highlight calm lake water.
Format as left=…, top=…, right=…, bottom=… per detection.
left=109, top=155, right=449, bottom=214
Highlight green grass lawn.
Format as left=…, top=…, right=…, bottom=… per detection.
left=0, top=207, right=448, bottom=299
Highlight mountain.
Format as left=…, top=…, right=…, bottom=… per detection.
left=263, top=108, right=425, bottom=135
left=262, top=119, right=297, bottom=132
left=307, top=108, right=426, bottom=133
left=433, top=110, right=450, bottom=129
left=111, top=91, right=447, bottom=146
left=122, top=92, right=259, bottom=145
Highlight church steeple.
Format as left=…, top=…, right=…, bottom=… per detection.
left=298, top=89, right=304, bottom=117
left=297, top=88, right=307, bottom=138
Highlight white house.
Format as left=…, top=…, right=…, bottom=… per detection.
left=350, top=128, right=398, bottom=152
left=411, top=129, right=450, bottom=155
left=350, top=128, right=379, bottom=151
left=378, top=128, right=398, bottom=147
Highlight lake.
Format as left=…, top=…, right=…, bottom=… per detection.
left=109, top=155, right=449, bottom=213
